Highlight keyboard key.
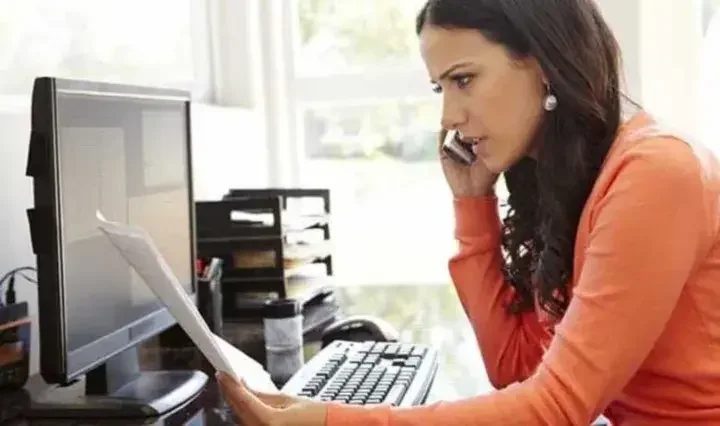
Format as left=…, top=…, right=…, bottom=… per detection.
left=405, top=356, right=422, bottom=368
left=383, top=384, right=407, bottom=406
left=330, top=353, right=347, bottom=362
left=371, top=343, right=388, bottom=354
left=384, top=343, right=400, bottom=355
left=348, top=353, right=366, bottom=363
left=359, top=342, right=375, bottom=352
left=363, top=354, right=380, bottom=365
left=370, top=392, right=387, bottom=401
left=398, top=345, right=413, bottom=357
left=375, top=385, right=390, bottom=395
left=411, top=347, right=426, bottom=357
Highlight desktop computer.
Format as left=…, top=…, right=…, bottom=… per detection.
left=22, top=76, right=440, bottom=418
left=24, top=77, right=207, bottom=418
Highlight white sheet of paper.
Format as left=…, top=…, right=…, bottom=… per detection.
left=96, top=211, right=278, bottom=393
left=213, top=334, right=277, bottom=393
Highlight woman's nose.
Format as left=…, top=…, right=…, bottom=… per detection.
left=440, top=97, right=467, bottom=131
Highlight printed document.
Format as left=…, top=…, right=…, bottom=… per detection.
left=96, top=211, right=278, bottom=393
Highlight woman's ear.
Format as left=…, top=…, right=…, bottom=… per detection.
left=518, top=56, right=547, bottom=85
left=534, top=61, right=548, bottom=87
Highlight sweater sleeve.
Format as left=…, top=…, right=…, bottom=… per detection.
left=326, top=140, right=708, bottom=426
left=449, top=197, right=547, bottom=388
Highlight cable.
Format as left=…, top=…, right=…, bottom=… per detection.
left=0, top=266, right=36, bottom=288
left=0, top=266, right=37, bottom=306
left=6, top=274, right=15, bottom=305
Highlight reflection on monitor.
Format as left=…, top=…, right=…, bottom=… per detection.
left=26, top=77, right=207, bottom=418
left=55, top=95, right=192, bottom=355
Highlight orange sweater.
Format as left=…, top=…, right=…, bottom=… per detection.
left=327, top=112, right=720, bottom=425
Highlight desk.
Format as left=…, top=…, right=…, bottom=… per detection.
left=1, top=284, right=488, bottom=425
left=2, top=376, right=235, bottom=426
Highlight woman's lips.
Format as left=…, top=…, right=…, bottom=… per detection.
left=471, top=138, right=488, bottom=156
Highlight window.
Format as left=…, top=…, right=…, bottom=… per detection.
left=295, top=0, right=426, bottom=75
left=289, top=0, right=456, bottom=286
left=704, top=0, right=720, bottom=32
left=0, top=0, right=209, bottom=97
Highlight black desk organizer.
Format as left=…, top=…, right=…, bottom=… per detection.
left=195, top=188, right=334, bottom=319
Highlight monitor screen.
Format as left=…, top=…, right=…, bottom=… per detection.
left=54, top=87, right=193, bottom=355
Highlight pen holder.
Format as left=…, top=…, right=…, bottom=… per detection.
left=197, top=257, right=224, bottom=335
left=139, top=257, right=224, bottom=374
left=198, top=276, right=223, bottom=335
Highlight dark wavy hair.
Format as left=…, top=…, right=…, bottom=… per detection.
left=417, top=0, right=623, bottom=319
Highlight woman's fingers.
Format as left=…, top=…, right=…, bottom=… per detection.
left=438, top=128, right=450, bottom=158
left=217, top=372, right=273, bottom=424
left=253, top=391, right=296, bottom=408
left=217, top=372, right=329, bottom=425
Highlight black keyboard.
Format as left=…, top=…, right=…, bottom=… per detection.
left=281, top=340, right=438, bottom=407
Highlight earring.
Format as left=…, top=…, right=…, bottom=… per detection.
left=543, top=84, right=558, bottom=111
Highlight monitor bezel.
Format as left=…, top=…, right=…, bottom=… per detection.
left=29, top=77, right=198, bottom=385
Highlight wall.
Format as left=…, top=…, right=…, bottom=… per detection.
left=0, top=98, right=38, bottom=373
left=190, top=103, right=269, bottom=200
left=639, top=0, right=703, bottom=135
left=598, top=0, right=643, bottom=102
left=597, top=0, right=704, bottom=135
left=0, top=99, right=268, bottom=375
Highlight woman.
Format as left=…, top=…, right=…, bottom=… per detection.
left=218, top=0, right=720, bottom=424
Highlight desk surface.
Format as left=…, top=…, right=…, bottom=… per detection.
left=2, top=284, right=490, bottom=425
left=4, top=377, right=235, bottom=426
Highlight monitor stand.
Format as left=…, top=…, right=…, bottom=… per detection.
left=26, top=347, right=208, bottom=418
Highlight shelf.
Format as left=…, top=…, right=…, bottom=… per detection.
left=230, top=241, right=332, bottom=270
left=195, top=188, right=333, bottom=304
left=230, top=210, right=329, bottom=233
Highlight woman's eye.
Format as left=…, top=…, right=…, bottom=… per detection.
left=431, top=73, right=474, bottom=94
left=452, top=74, right=474, bottom=89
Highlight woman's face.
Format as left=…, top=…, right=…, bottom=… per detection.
left=419, top=25, right=547, bottom=173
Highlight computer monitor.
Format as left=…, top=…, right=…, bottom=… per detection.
left=25, top=77, right=207, bottom=417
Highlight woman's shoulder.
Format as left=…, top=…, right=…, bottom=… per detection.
left=587, top=112, right=720, bottom=228
left=603, top=112, right=720, bottom=188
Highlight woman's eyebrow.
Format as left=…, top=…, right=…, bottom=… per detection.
left=430, top=62, right=474, bottom=84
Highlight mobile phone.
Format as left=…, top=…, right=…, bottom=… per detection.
left=441, top=130, right=476, bottom=165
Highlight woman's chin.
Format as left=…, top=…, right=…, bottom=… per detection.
left=478, top=155, right=508, bottom=174
left=480, top=150, right=530, bottom=174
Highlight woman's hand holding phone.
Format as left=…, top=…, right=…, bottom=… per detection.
left=439, top=129, right=499, bottom=198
